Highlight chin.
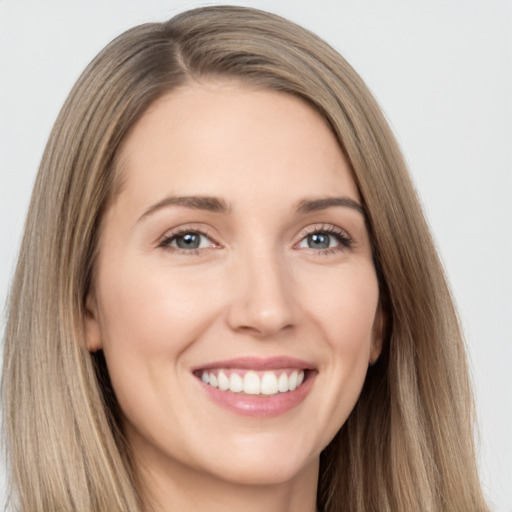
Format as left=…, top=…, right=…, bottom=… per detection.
left=212, top=458, right=318, bottom=487
left=200, top=437, right=321, bottom=487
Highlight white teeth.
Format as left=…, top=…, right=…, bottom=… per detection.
left=261, top=372, right=278, bottom=395
left=278, top=372, right=289, bottom=392
left=243, top=371, right=261, bottom=395
left=209, top=372, right=218, bottom=388
left=229, top=373, right=243, bottom=392
left=218, top=371, right=229, bottom=391
left=288, top=370, right=298, bottom=391
left=201, top=369, right=306, bottom=395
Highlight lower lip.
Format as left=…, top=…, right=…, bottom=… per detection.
left=197, top=372, right=315, bottom=417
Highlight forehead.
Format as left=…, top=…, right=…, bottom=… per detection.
left=115, top=81, right=359, bottom=214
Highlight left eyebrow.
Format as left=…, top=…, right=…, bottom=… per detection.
left=295, top=196, right=365, bottom=216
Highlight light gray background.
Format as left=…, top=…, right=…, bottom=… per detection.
left=1, top=1, right=511, bottom=510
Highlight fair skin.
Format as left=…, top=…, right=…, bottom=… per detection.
left=86, top=81, right=382, bottom=512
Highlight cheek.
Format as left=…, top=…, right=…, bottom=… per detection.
left=92, top=261, right=226, bottom=424
left=96, top=260, right=224, bottom=355
left=303, top=265, right=379, bottom=426
left=334, top=289, right=379, bottom=355
left=93, top=260, right=227, bottom=433
left=303, top=263, right=380, bottom=350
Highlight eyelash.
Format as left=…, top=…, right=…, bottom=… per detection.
left=158, top=224, right=353, bottom=255
left=297, top=224, right=353, bottom=255
left=159, top=227, right=218, bottom=255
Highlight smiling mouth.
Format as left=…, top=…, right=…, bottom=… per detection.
left=194, top=368, right=308, bottom=396
left=193, top=358, right=316, bottom=416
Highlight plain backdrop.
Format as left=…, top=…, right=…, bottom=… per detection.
left=1, top=0, right=511, bottom=510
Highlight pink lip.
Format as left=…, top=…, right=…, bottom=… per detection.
left=192, top=356, right=315, bottom=372
left=193, top=356, right=317, bottom=418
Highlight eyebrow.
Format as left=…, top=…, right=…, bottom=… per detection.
left=295, top=196, right=365, bottom=216
left=138, top=195, right=230, bottom=221
left=138, top=194, right=365, bottom=222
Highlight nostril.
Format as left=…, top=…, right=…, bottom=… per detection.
left=233, top=321, right=294, bottom=338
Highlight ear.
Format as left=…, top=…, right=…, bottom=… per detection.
left=85, top=293, right=103, bottom=352
left=369, top=302, right=384, bottom=365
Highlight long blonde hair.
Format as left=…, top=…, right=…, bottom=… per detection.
left=2, top=6, right=488, bottom=511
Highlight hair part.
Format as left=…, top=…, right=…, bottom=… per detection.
left=2, top=6, right=488, bottom=511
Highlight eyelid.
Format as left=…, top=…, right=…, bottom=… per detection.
left=156, top=222, right=353, bottom=255
left=294, top=223, right=353, bottom=252
left=157, top=224, right=221, bottom=252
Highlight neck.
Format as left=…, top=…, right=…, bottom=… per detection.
left=138, top=454, right=319, bottom=512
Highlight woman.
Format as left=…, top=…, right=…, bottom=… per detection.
left=2, top=6, right=489, bottom=511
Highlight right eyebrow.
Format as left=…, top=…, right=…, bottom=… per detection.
left=295, top=196, right=365, bottom=216
left=138, top=195, right=230, bottom=222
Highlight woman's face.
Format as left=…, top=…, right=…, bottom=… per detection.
left=86, top=82, right=382, bottom=489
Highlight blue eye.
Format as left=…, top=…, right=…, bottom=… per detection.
left=161, top=231, right=214, bottom=251
left=297, top=227, right=352, bottom=252
left=304, top=233, right=333, bottom=249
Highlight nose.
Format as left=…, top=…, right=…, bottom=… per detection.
left=226, top=248, right=298, bottom=338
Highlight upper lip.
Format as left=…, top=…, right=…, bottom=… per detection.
left=192, top=356, right=315, bottom=372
